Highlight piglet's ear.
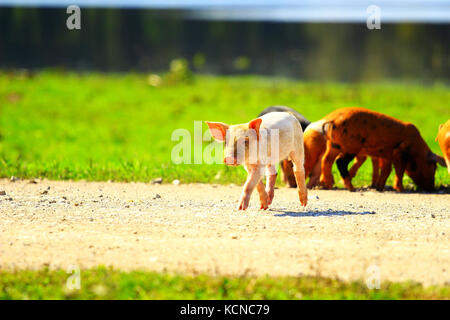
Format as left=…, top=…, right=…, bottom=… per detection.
left=205, top=121, right=228, bottom=142
left=248, top=118, right=262, bottom=137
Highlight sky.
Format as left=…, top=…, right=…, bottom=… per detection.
left=1, top=0, right=449, bottom=23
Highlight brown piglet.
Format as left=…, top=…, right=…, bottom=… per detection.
left=319, top=107, right=445, bottom=192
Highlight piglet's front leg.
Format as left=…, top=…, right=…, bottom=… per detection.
left=256, top=181, right=269, bottom=210
left=239, top=165, right=263, bottom=210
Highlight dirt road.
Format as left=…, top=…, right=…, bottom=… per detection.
left=0, top=179, right=449, bottom=286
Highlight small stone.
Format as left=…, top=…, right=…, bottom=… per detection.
left=10, top=176, right=19, bottom=182
left=7, top=197, right=13, bottom=201
left=153, top=194, right=161, bottom=199
left=172, top=179, right=180, bottom=185
left=0, top=191, right=6, bottom=196
left=231, top=235, right=238, bottom=239
left=151, top=177, right=163, bottom=184
left=41, top=190, right=48, bottom=195
left=431, top=214, right=436, bottom=218
left=29, top=179, right=38, bottom=184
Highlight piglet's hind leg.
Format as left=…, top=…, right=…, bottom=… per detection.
left=290, top=151, right=308, bottom=207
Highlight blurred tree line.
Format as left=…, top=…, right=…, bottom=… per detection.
left=0, top=7, right=448, bottom=82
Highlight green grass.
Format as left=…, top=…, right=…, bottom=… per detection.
left=0, top=267, right=448, bottom=300
left=0, top=70, right=449, bottom=188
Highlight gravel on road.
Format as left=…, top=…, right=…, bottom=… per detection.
left=0, top=179, right=449, bottom=286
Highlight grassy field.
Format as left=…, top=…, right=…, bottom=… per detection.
left=0, top=267, right=448, bottom=300
left=0, top=70, right=449, bottom=188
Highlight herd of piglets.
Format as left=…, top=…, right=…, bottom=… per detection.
left=206, top=106, right=449, bottom=210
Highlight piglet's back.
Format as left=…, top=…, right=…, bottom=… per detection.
left=328, top=108, right=410, bottom=147
left=259, top=111, right=299, bottom=132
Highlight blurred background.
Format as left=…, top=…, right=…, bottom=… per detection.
left=1, top=0, right=449, bottom=82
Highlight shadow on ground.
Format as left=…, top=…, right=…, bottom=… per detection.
left=271, top=209, right=376, bottom=217
left=308, top=185, right=450, bottom=194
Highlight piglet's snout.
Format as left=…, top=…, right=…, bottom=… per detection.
left=224, top=157, right=238, bottom=166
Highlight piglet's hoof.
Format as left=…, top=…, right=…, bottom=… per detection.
left=343, top=178, right=355, bottom=191
left=320, top=181, right=333, bottom=190
left=393, top=183, right=404, bottom=192
left=238, top=195, right=250, bottom=210
left=259, top=197, right=269, bottom=210
left=299, top=192, right=308, bottom=207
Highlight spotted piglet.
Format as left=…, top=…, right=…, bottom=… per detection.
left=206, top=112, right=308, bottom=210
